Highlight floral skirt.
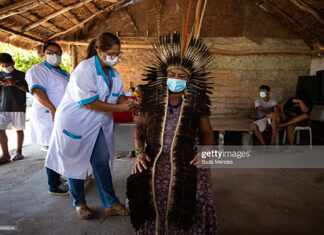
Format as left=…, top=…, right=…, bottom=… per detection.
left=136, top=153, right=218, bottom=235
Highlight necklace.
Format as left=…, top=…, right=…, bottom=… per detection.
left=168, top=99, right=182, bottom=115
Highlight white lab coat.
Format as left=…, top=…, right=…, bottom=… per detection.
left=25, top=61, right=69, bottom=146
left=45, top=55, right=125, bottom=180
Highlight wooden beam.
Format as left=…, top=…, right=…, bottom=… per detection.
left=85, top=2, right=100, bottom=14
left=289, top=0, right=324, bottom=25
left=261, top=0, right=320, bottom=46
left=48, top=0, right=131, bottom=40
left=262, top=0, right=301, bottom=28
left=22, top=0, right=93, bottom=33
left=0, top=0, right=37, bottom=14
left=0, top=0, right=51, bottom=20
left=46, top=1, right=80, bottom=25
left=9, top=13, right=59, bottom=40
left=0, top=25, right=44, bottom=44
left=210, top=48, right=318, bottom=55
left=58, top=40, right=90, bottom=46
left=56, top=40, right=324, bottom=55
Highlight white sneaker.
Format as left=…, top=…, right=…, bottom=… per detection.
left=41, top=146, right=49, bottom=151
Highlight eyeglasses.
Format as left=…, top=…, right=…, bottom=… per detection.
left=45, top=50, right=62, bottom=56
left=102, top=50, right=123, bottom=58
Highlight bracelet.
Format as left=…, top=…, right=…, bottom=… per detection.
left=135, top=146, right=145, bottom=156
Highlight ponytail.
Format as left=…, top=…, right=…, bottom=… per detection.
left=86, top=39, right=97, bottom=59
left=86, top=33, right=120, bottom=59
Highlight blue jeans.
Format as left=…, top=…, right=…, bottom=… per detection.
left=46, top=167, right=61, bottom=191
left=67, top=128, right=119, bottom=208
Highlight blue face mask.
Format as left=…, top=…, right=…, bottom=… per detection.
left=260, top=91, right=267, bottom=98
left=167, top=78, right=186, bottom=93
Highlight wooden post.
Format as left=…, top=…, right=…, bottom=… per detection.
left=71, top=45, right=78, bottom=71
left=156, top=0, right=164, bottom=36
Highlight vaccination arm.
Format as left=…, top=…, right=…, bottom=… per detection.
left=83, top=99, right=136, bottom=112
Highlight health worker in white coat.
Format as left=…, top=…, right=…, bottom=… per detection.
left=45, top=32, right=137, bottom=219
left=26, top=41, right=69, bottom=196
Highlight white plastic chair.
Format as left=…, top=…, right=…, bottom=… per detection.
left=279, top=103, right=312, bottom=148
left=282, top=126, right=312, bottom=148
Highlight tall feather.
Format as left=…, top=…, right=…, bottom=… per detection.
left=181, top=0, right=192, bottom=62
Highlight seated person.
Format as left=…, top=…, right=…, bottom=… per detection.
left=134, top=84, right=143, bottom=103
left=251, top=85, right=279, bottom=145
left=128, top=87, right=135, bottom=94
left=279, top=91, right=313, bottom=146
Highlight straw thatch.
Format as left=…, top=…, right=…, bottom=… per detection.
left=0, top=0, right=323, bottom=52
left=0, top=0, right=131, bottom=51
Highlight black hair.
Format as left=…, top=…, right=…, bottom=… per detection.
left=129, top=87, right=135, bottom=92
left=86, top=32, right=120, bottom=59
left=296, top=90, right=309, bottom=99
left=0, top=53, right=14, bottom=63
left=42, top=41, right=62, bottom=54
left=259, top=85, right=270, bottom=91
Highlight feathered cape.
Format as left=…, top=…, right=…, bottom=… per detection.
left=126, top=34, right=213, bottom=233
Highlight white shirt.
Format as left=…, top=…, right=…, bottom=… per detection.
left=45, top=55, right=125, bottom=179
left=255, top=98, right=278, bottom=119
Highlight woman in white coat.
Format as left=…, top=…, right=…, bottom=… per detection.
left=45, top=32, right=136, bottom=219
left=26, top=42, right=69, bottom=196
left=26, top=42, right=69, bottom=148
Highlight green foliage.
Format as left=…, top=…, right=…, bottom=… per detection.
left=0, top=43, right=71, bottom=73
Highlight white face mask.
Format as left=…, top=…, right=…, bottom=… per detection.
left=46, top=54, right=61, bottom=67
left=3, top=66, right=14, bottom=73
left=167, top=78, right=187, bottom=93
left=260, top=91, right=267, bottom=98
left=103, top=55, right=119, bottom=67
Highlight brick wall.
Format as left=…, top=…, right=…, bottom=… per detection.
left=310, top=57, right=324, bottom=75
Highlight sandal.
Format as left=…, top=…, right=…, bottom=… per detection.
left=76, top=203, right=93, bottom=220
left=12, top=154, right=24, bottom=161
left=0, top=158, right=11, bottom=165
left=105, top=203, right=129, bottom=216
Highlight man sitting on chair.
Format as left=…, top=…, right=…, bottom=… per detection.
left=279, top=91, right=313, bottom=146
left=251, top=85, right=279, bottom=145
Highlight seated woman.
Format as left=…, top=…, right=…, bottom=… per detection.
left=279, top=91, right=313, bottom=146
left=126, top=34, right=217, bottom=234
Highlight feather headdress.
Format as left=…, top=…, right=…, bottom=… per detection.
left=151, top=0, right=212, bottom=76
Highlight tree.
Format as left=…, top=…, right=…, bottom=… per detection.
left=0, top=43, right=71, bottom=73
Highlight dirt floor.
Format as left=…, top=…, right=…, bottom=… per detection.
left=0, top=145, right=324, bottom=235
